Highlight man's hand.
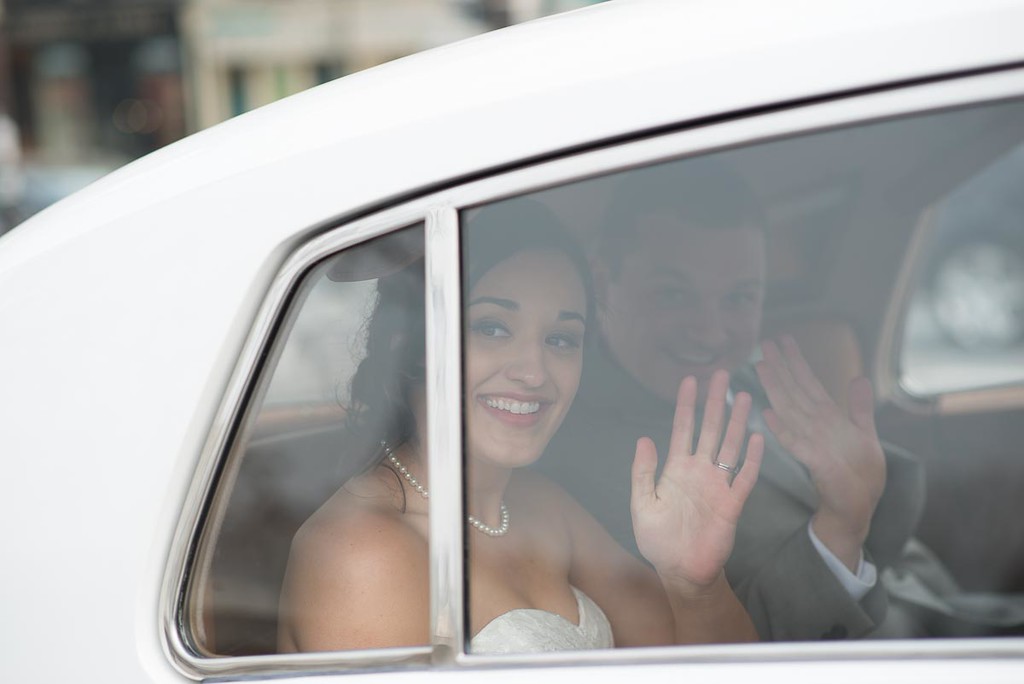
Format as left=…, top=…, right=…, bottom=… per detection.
left=631, top=370, right=763, bottom=593
left=755, top=336, right=886, bottom=571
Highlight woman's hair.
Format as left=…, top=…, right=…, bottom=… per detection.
left=345, top=233, right=426, bottom=470
left=344, top=197, right=593, bottom=477
left=463, top=198, right=594, bottom=324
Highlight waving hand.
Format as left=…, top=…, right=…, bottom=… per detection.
left=631, top=369, right=763, bottom=591
left=755, top=336, right=885, bottom=570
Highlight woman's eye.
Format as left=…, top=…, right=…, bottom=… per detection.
left=652, top=287, right=692, bottom=308
left=471, top=320, right=510, bottom=338
left=547, top=333, right=581, bottom=350
left=725, top=290, right=761, bottom=309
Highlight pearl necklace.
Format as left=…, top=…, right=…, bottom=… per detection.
left=381, top=441, right=510, bottom=537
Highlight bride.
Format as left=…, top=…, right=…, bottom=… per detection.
left=277, top=200, right=764, bottom=654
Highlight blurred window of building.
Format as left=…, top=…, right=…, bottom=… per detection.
left=0, top=0, right=607, bottom=229
left=1, top=0, right=187, bottom=226
left=184, top=0, right=609, bottom=130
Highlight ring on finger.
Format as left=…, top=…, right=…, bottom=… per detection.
left=714, top=461, right=740, bottom=474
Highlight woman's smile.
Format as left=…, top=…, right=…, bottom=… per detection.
left=484, top=397, right=541, bottom=415
left=478, top=394, right=549, bottom=427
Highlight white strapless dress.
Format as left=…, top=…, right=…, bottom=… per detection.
left=470, top=586, right=614, bottom=655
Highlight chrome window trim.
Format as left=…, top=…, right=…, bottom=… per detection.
left=425, top=205, right=467, bottom=664
left=163, top=66, right=1024, bottom=680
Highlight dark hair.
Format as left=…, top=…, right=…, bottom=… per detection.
left=344, top=226, right=427, bottom=476
left=463, top=197, right=594, bottom=329
left=596, top=156, right=764, bottom=277
left=344, top=198, right=592, bottom=479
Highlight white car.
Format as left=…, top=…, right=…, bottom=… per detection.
left=3, top=0, right=1024, bottom=682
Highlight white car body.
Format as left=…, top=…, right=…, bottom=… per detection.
left=2, top=0, right=1024, bottom=682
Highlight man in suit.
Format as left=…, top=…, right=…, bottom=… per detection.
left=538, top=158, right=988, bottom=640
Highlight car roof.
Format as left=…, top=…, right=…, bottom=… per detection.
left=2, top=0, right=1023, bottom=268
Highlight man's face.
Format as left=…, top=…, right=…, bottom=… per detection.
left=597, top=211, right=765, bottom=403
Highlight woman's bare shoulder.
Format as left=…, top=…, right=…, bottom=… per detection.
left=292, top=470, right=426, bottom=573
left=280, top=470, right=430, bottom=651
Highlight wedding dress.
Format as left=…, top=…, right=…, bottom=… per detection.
left=470, top=586, right=614, bottom=655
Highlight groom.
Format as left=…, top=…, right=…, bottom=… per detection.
left=538, top=159, right=1011, bottom=640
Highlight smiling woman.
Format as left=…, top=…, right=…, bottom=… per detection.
left=462, top=201, right=592, bottom=476
left=270, top=196, right=765, bottom=656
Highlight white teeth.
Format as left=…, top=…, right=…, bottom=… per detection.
left=485, top=397, right=541, bottom=415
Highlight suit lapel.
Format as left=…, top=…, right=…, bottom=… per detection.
left=744, top=390, right=820, bottom=510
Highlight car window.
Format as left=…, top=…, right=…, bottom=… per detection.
left=463, top=98, right=1024, bottom=650
left=184, top=225, right=428, bottom=657
left=178, top=97, right=1024, bottom=675
left=900, top=142, right=1024, bottom=396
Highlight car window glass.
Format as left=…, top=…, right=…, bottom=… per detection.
left=185, top=225, right=428, bottom=657
left=462, top=99, right=1024, bottom=652
left=900, top=142, right=1024, bottom=396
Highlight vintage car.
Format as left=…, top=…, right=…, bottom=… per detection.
left=3, top=0, right=1024, bottom=681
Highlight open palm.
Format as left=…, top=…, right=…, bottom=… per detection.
left=631, top=370, right=763, bottom=590
left=755, top=336, right=885, bottom=566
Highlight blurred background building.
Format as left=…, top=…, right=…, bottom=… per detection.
left=0, top=0, right=604, bottom=234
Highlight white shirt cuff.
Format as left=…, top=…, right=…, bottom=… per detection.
left=807, top=521, right=877, bottom=601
